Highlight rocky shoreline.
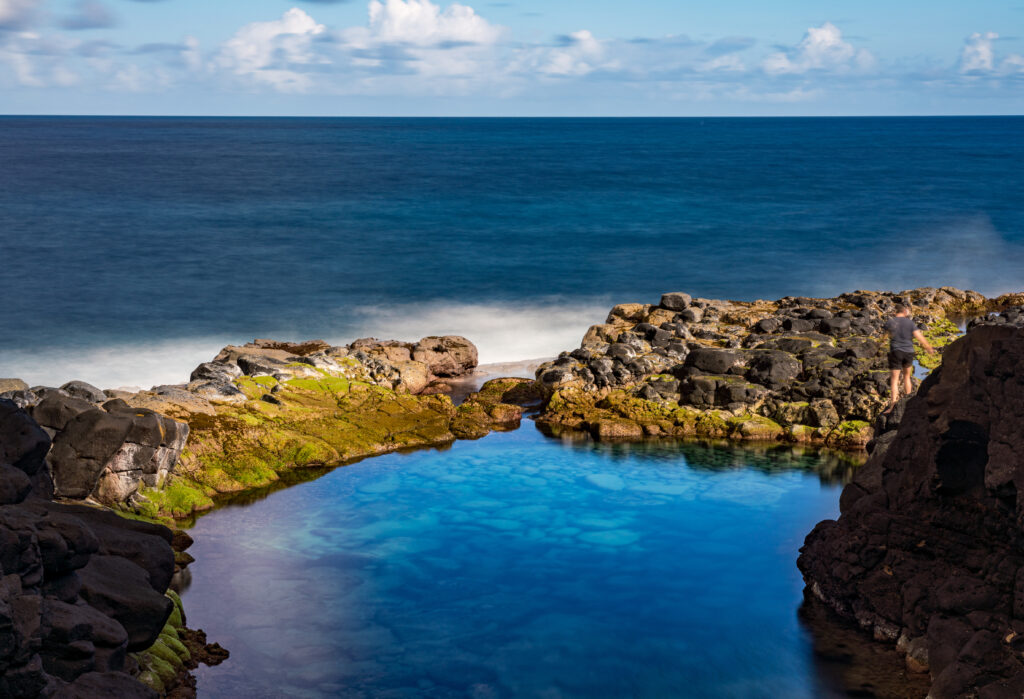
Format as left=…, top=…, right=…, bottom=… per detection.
left=798, top=309, right=1024, bottom=697
left=3, top=288, right=1022, bottom=696
left=532, top=286, right=1018, bottom=449
left=0, top=401, right=225, bottom=697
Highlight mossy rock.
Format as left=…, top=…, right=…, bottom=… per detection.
left=729, top=415, right=785, bottom=441
left=591, top=418, right=644, bottom=440
left=826, top=420, right=873, bottom=448
left=917, top=317, right=961, bottom=371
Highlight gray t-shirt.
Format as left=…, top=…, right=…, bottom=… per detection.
left=885, top=316, right=917, bottom=353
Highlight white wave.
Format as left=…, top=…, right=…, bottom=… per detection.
left=0, top=300, right=614, bottom=391
left=0, top=338, right=237, bottom=393
left=339, top=299, right=613, bottom=364
left=811, top=215, right=1024, bottom=299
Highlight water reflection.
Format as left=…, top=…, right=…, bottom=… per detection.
left=179, top=424, right=889, bottom=697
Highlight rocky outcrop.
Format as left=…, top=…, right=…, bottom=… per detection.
left=534, top=287, right=992, bottom=448
left=24, top=394, right=189, bottom=508
left=797, top=325, right=1024, bottom=697
left=0, top=334, right=502, bottom=519
left=0, top=400, right=177, bottom=697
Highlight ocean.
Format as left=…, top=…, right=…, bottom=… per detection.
left=1, top=116, right=1021, bottom=387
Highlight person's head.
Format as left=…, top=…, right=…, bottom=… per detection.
left=895, top=303, right=911, bottom=316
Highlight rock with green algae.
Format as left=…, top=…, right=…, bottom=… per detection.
left=451, top=377, right=541, bottom=439
left=533, top=286, right=1022, bottom=450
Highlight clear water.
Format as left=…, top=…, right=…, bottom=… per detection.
left=180, top=425, right=860, bottom=698
left=2, top=117, right=1022, bottom=388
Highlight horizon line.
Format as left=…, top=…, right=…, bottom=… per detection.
left=2, top=113, right=1023, bottom=119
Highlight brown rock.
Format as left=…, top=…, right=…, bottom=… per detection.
left=798, top=325, right=1024, bottom=698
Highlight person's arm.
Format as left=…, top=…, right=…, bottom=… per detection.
left=913, top=329, right=936, bottom=354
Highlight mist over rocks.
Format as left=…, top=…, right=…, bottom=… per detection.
left=797, top=325, right=1024, bottom=698
left=534, top=286, right=992, bottom=447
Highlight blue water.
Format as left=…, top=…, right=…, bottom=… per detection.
left=180, top=426, right=859, bottom=698
left=1, top=116, right=1022, bottom=388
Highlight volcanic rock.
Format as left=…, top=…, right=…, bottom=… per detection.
left=797, top=325, right=1024, bottom=697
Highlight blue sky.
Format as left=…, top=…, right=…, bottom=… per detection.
left=1, top=0, right=1021, bottom=115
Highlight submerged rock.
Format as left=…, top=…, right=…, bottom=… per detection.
left=797, top=325, right=1024, bottom=697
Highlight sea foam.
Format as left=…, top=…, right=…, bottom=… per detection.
left=0, top=300, right=612, bottom=391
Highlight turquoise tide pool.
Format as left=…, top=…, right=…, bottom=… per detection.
left=181, top=426, right=864, bottom=698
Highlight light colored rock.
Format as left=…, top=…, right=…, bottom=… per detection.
left=412, top=336, right=478, bottom=377
left=0, top=378, right=29, bottom=393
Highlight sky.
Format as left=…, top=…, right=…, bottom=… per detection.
left=0, top=0, right=1022, bottom=115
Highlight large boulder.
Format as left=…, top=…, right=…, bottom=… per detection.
left=33, top=396, right=188, bottom=505
left=0, top=379, right=29, bottom=393
left=1, top=399, right=52, bottom=477
left=798, top=325, right=1024, bottom=697
left=412, top=336, right=478, bottom=377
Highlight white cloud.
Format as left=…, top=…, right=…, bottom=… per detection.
left=214, top=8, right=327, bottom=92
left=699, top=53, right=745, bottom=73
left=1003, top=54, right=1024, bottom=74
left=0, top=0, right=40, bottom=30
left=0, top=31, right=80, bottom=87
left=340, top=0, right=503, bottom=80
left=512, top=29, right=613, bottom=78
left=762, top=22, right=874, bottom=75
left=960, top=31, right=997, bottom=73
left=361, top=0, right=500, bottom=46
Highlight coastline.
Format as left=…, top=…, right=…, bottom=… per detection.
left=2, top=286, right=1021, bottom=697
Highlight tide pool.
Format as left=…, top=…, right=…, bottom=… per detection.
left=181, top=427, right=863, bottom=698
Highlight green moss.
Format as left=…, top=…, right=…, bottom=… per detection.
left=136, top=668, right=165, bottom=695
left=285, top=376, right=350, bottom=394
left=252, top=375, right=278, bottom=388
left=918, top=317, right=961, bottom=371
left=166, top=590, right=185, bottom=624
left=729, top=415, right=784, bottom=440
left=139, top=478, right=214, bottom=519
left=158, top=626, right=191, bottom=662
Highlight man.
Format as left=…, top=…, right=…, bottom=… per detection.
left=884, top=303, right=936, bottom=412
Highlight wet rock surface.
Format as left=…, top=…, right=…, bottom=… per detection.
left=797, top=325, right=1024, bottom=698
left=536, top=286, right=992, bottom=448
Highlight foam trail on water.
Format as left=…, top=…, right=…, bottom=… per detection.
left=812, top=215, right=1024, bottom=299
left=340, top=300, right=613, bottom=365
left=0, top=301, right=613, bottom=391
left=0, top=338, right=235, bottom=393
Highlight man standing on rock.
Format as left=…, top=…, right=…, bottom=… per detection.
left=884, top=303, right=936, bottom=412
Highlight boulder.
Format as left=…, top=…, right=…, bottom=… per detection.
left=659, top=292, right=692, bottom=311
left=411, top=336, right=478, bottom=378
left=798, top=325, right=1024, bottom=697
left=59, top=382, right=107, bottom=405
left=77, top=556, right=173, bottom=652
left=188, top=361, right=242, bottom=384
left=685, top=348, right=744, bottom=375
left=0, top=379, right=29, bottom=393
left=0, top=399, right=51, bottom=477
left=45, top=402, right=188, bottom=504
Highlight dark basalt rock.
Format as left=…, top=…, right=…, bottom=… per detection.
left=797, top=325, right=1024, bottom=698
left=0, top=403, right=182, bottom=697
left=28, top=394, right=190, bottom=505
left=58, top=382, right=107, bottom=405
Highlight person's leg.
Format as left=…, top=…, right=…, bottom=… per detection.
left=902, top=364, right=914, bottom=399
left=887, top=369, right=901, bottom=410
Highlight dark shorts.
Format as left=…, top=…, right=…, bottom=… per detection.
left=888, top=349, right=915, bottom=370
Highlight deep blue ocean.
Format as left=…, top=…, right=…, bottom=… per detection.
left=1, top=116, right=1022, bottom=388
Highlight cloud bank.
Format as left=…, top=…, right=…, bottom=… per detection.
left=0, top=1, right=1020, bottom=111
